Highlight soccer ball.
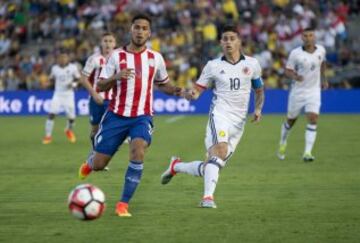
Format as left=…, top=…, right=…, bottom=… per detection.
left=68, top=184, right=105, bottom=220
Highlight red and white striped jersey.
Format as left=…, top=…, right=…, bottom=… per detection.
left=82, top=52, right=112, bottom=100
left=99, top=47, right=169, bottom=117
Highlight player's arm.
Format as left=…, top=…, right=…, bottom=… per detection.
left=156, top=82, right=184, bottom=97
left=320, top=61, right=328, bottom=89
left=252, top=86, right=265, bottom=123
left=285, top=50, right=303, bottom=82
left=285, top=68, right=303, bottom=82
left=251, top=61, right=265, bottom=123
left=79, top=74, right=104, bottom=105
left=97, top=68, right=134, bottom=92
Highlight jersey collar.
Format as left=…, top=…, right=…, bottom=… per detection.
left=221, top=54, right=245, bottom=65
left=302, top=45, right=317, bottom=53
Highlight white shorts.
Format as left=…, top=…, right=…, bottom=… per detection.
left=287, top=93, right=320, bottom=119
left=49, top=92, right=76, bottom=119
left=205, top=113, right=245, bottom=161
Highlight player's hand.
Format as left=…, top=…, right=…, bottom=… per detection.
left=251, top=111, right=262, bottom=123
left=321, top=81, right=329, bottom=90
left=93, top=93, right=104, bottom=105
left=113, top=68, right=135, bottom=80
left=182, top=88, right=196, bottom=100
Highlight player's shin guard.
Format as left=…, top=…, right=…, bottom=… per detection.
left=120, top=161, right=144, bottom=203
left=45, top=119, right=54, bottom=137
left=174, top=161, right=204, bottom=177
left=280, top=122, right=291, bottom=145
left=305, top=124, right=317, bottom=154
left=203, top=157, right=225, bottom=198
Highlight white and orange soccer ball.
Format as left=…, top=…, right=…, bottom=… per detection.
left=68, top=184, right=105, bottom=220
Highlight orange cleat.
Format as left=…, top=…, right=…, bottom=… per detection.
left=42, top=136, right=52, bottom=144
left=65, top=129, right=76, bottom=143
left=115, top=202, right=132, bottom=217
left=78, top=163, right=92, bottom=180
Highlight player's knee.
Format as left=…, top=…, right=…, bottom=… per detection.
left=207, top=156, right=226, bottom=169
left=287, top=118, right=296, bottom=127
left=209, top=143, right=228, bottom=161
left=130, top=139, right=147, bottom=161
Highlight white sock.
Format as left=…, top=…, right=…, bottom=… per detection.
left=203, top=157, right=224, bottom=198
left=66, top=119, right=75, bottom=130
left=305, top=124, right=317, bottom=154
left=174, top=161, right=204, bottom=177
left=45, top=119, right=54, bottom=137
left=280, top=122, right=291, bottom=145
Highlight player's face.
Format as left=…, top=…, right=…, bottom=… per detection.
left=220, top=32, right=241, bottom=55
left=101, top=35, right=116, bottom=54
left=130, top=19, right=151, bottom=47
left=58, top=54, right=69, bottom=66
left=302, top=31, right=315, bottom=46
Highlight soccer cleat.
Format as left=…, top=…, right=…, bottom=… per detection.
left=79, top=163, right=92, bottom=180
left=303, top=153, right=315, bottom=162
left=42, top=136, right=52, bottom=144
left=160, top=156, right=181, bottom=185
left=115, top=202, right=132, bottom=217
left=277, top=144, right=287, bottom=160
left=65, top=129, right=76, bottom=143
left=200, top=196, right=217, bottom=208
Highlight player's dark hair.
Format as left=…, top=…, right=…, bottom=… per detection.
left=220, top=24, right=239, bottom=37
left=303, top=27, right=315, bottom=32
left=131, top=13, right=152, bottom=26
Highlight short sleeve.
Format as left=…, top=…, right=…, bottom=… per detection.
left=154, top=54, right=169, bottom=84
left=72, top=64, right=81, bottom=79
left=196, top=62, right=213, bottom=89
left=82, top=56, right=95, bottom=77
left=251, top=59, right=264, bottom=89
left=286, top=50, right=297, bottom=71
left=99, top=52, right=116, bottom=79
left=49, top=66, right=55, bottom=79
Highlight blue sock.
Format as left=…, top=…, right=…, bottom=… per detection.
left=86, top=150, right=95, bottom=169
left=120, top=161, right=144, bottom=203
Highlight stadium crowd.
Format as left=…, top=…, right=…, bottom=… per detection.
left=0, top=0, right=359, bottom=91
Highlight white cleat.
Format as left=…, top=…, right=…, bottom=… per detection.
left=200, top=196, right=217, bottom=208
left=160, top=156, right=180, bottom=185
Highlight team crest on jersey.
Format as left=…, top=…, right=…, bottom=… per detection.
left=148, top=58, right=155, bottom=67
left=242, top=67, right=251, bottom=75
left=219, top=130, right=226, bottom=137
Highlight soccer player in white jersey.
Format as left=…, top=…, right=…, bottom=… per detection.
left=42, top=51, right=81, bottom=144
left=160, top=25, right=265, bottom=208
left=79, top=32, right=116, bottom=148
left=78, top=14, right=186, bottom=217
left=277, top=27, right=328, bottom=162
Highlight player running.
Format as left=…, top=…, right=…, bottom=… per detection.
left=42, top=51, right=81, bottom=144
left=160, top=25, right=265, bottom=208
left=277, top=27, right=328, bottom=162
left=79, top=32, right=116, bottom=148
left=78, top=14, right=185, bottom=217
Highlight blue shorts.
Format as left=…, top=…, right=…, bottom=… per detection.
left=89, top=97, right=110, bottom=125
left=94, top=111, right=153, bottom=156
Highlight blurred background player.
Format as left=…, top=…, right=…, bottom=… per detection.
left=79, top=32, right=116, bottom=148
left=161, top=25, right=265, bottom=208
left=277, top=27, right=328, bottom=162
left=78, top=14, right=185, bottom=217
left=42, top=51, right=81, bottom=144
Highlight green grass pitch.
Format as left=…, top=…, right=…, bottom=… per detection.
left=0, top=115, right=359, bottom=243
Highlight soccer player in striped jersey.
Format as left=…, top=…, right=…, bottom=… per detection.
left=79, top=32, right=116, bottom=148
left=277, top=27, right=328, bottom=162
left=78, top=14, right=185, bottom=217
left=160, top=25, right=265, bottom=208
left=42, top=51, right=81, bottom=144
